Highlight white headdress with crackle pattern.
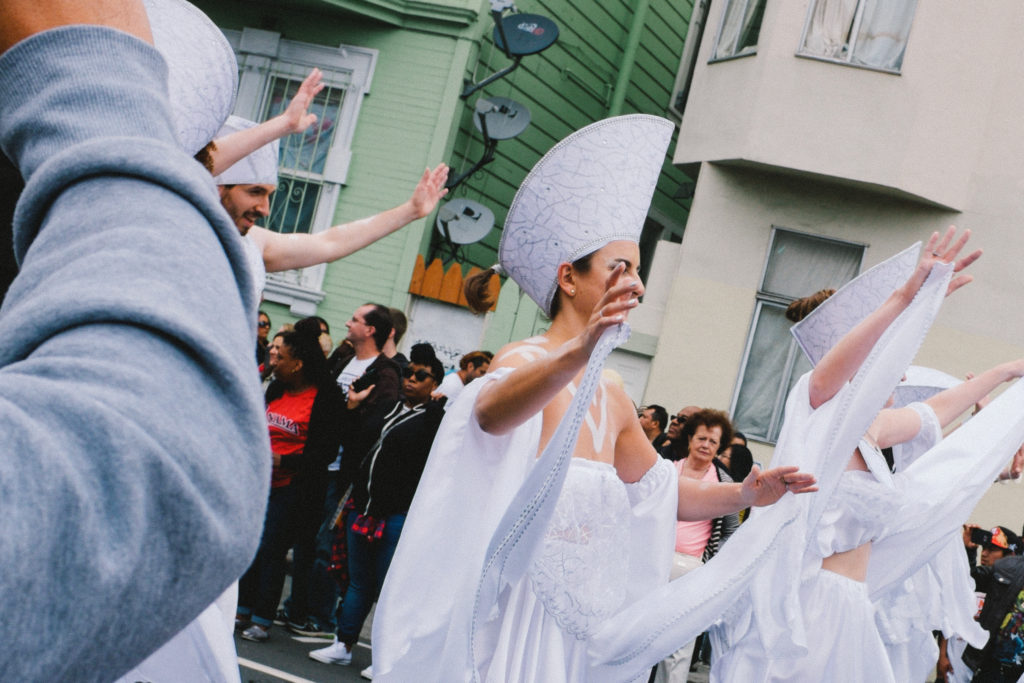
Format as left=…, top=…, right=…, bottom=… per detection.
left=142, top=0, right=238, bottom=155
left=791, top=243, right=921, bottom=366
left=499, top=114, right=674, bottom=316
left=893, top=365, right=961, bottom=407
left=212, top=116, right=280, bottom=186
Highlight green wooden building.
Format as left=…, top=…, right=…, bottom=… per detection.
left=193, top=0, right=696, bottom=394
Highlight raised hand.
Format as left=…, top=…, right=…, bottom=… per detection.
left=740, top=465, right=818, bottom=507
left=903, top=226, right=982, bottom=300
left=281, top=68, right=325, bottom=135
left=577, top=262, right=641, bottom=356
left=408, top=163, right=450, bottom=218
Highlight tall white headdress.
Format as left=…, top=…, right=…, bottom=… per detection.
left=499, top=115, right=674, bottom=316
left=142, top=0, right=238, bottom=155
left=791, top=243, right=921, bottom=366
left=893, top=365, right=961, bottom=407
left=212, top=116, right=280, bottom=186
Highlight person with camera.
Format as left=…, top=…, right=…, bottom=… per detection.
left=938, top=525, right=1024, bottom=682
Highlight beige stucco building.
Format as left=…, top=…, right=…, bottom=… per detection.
left=641, top=0, right=1024, bottom=526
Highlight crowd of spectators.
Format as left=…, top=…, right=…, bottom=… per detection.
left=238, top=305, right=493, bottom=678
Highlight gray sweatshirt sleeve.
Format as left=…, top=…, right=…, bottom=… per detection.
left=0, top=27, right=270, bottom=681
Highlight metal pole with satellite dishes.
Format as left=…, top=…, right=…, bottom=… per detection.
left=434, top=96, right=530, bottom=261
left=460, top=0, right=560, bottom=99
left=444, top=96, right=531, bottom=191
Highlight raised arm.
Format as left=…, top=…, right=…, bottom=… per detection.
left=808, top=227, right=981, bottom=409
left=257, top=163, right=449, bottom=272
left=870, top=359, right=1024, bottom=448
left=0, top=5, right=268, bottom=679
left=208, top=67, right=324, bottom=176
left=474, top=264, right=640, bottom=434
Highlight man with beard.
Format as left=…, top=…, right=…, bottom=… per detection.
left=212, top=115, right=447, bottom=299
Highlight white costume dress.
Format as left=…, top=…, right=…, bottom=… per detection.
left=372, top=325, right=679, bottom=682
left=586, top=260, right=1024, bottom=682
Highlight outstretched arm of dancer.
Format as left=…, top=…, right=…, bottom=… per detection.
left=870, top=358, right=1024, bottom=448
left=254, top=163, right=449, bottom=272
left=612, top=414, right=817, bottom=518
left=676, top=463, right=817, bottom=521
left=208, top=68, right=324, bottom=176
left=808, top=227, right=981, bottom=409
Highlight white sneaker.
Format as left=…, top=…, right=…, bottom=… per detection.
left=309, top=637, right=352, bottom=666
left=361, top=664, right=373, bottom=679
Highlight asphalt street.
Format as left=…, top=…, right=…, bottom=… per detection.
left=235, top=611, right=374, bottom=683
left=233, top=610, right=715, bottom=683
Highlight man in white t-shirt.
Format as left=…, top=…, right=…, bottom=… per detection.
left=433, top=350, right=491, bottom=406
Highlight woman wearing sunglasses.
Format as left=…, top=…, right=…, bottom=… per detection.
left=309, top=345, right=446, bottom=672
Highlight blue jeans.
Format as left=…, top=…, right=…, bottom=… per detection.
left=336, top=512, right=406, bottom=645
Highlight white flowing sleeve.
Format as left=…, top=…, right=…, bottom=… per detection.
left=891, top=401, right=942, bottom=470
left=371, top=367, right=541, bottom=682
left=589, top=259, right=959, bottom=681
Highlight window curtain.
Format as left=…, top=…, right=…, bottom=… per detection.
left=851, top=0, right=918, bottom=70
left=733, top=232, right=862, bottom=440
left=761, top=231, right=861, bottom=298
left=714, top=0, right=765, bottom=59
left=733, top=304, right=795, bottom=438
left=801, top=0, right=859, bottom=60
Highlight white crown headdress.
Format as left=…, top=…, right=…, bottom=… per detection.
left=143, top=0, right=238, bottom=155
left=893, top=365, right=961, bottom=408
left=791, top=243, right=921, bottom=366
left=499, top=115, right=674, bottom=316
left=212, top=116, right=280, bottom=186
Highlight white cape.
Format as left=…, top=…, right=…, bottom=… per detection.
left=589, top=260, right=1024, bottom=682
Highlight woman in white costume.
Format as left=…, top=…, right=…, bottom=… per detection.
left=586, top=229, right=1024, bottom=682
left=369, top=115, right=816, bottom=683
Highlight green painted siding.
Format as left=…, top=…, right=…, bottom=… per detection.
left=193, top=0, right=695, bottom=344
left=434, top=0, right=695, bottom=336
left=194, top=1, right=474, bottom=332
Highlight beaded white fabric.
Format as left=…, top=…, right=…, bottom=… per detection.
left=812, top=469, right=900, bottom=558
left=143, top=0, right=237, bottom=155
left=528, top=460, right=630, bottom=640
left=499, top=115, right=674, bottom=316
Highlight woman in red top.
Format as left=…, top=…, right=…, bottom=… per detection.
left=237, top=327, right=345, bottom=641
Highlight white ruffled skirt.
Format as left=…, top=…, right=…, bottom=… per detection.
left=711, top=569, right=896, bottom=683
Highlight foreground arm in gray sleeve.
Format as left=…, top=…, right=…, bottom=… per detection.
left=0, top=26, right=270, bottom=681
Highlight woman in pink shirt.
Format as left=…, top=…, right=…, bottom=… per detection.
left=655, top=408, right=739, bottom=682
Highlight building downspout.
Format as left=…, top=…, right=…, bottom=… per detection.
left=673, top=0, right=710, bottom=116
left=607, top=0, right=652, bottom=116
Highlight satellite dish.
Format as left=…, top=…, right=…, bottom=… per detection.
left=493, top=14, right=559, bottom=56
left=436, top=199, right=495, bottom=245
left=474, top=97, right=531, bottom=141
left=462, top=11, right=560, bottom=98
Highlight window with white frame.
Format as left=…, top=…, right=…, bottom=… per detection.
left=798, top=0, right=918, bottom=72
left=711, top=0, right=766, bottom=60
left=222, top=28, right=378, bottom=314
left=730, top=228, right=864, bottom=442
